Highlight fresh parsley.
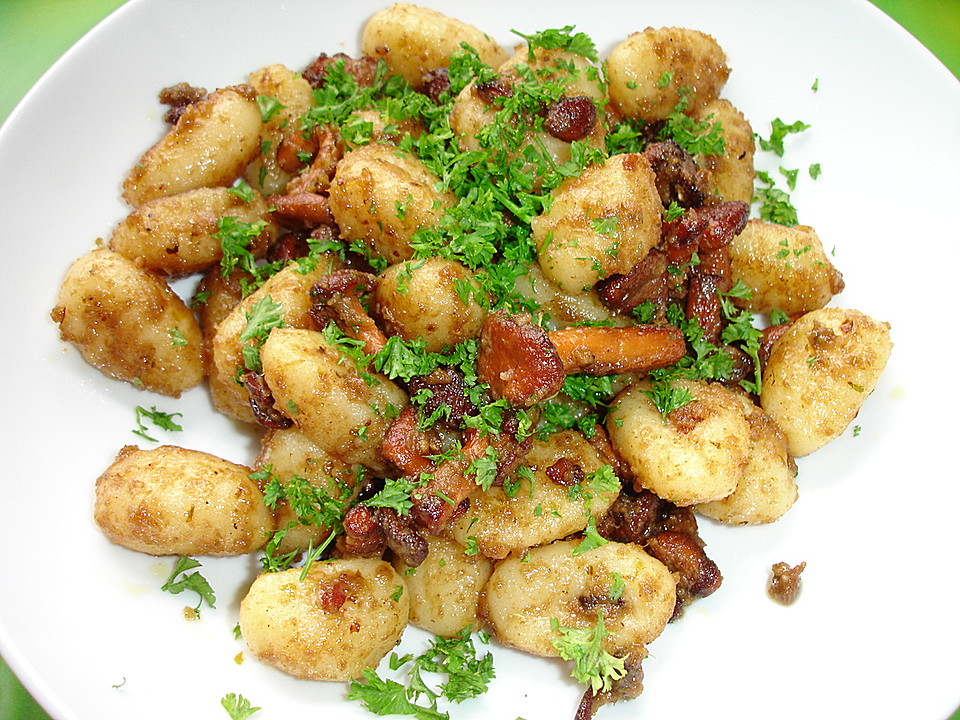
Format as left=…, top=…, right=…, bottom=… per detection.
left=550, top=610, right=626, bottom=694
left=347, top=627, right=495, bottom=719
left=239, top=295, right=285, bottom=373
left=160, top=556, right=216, bottom=613
left=221, top=693, right=261, bottom=720
left=133, top=405, right=183, bottom=442
left=511, top=25, right=598, bottom=62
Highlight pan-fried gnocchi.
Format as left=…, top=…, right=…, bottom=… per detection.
left=607, top=379, right=751, bottom=506
left=239, top=559, right=409, bottom=680
left=761, top=307, right=892, bottom=457
left=260, top=327, right=409, bottom=472
left=446, top=430, right=618, bottom=559
left=94, top=445, right=273, bottom=556
left=109, top=186, right=277, bottom=277
left=606, top=27, right=730, bottom=121
left=328, top=142, right=455, bottom=264
left=392, top=533, right=493, bottom=637
left=372, top=257, right=487, bottom=352
left=531, top=153, right=663, bottom=293
left=361, top=3, right=508, bottom=86
left=52, top=248, right=204, bottom=396
left=482, top=540, right=676, bottom=657
left=123, top=86, right=263, bottom=206
left=54, top=4, right=892, bottom=716
left=729, top=219, right=845, bottom=315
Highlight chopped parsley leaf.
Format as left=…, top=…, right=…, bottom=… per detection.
left=133, top=405, right=183, bottom=442
left=161, top=556, right=216, bottom=612
left=550, top=610, right=626, bottom=694
left=221, top=693, right=261, bottom=720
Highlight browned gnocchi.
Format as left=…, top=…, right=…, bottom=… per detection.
left=122, top=86, right=263, bottom=206
left=239, top=559, right=409, bottom=680
left=51, top=248, right=204, bottom=397
left=94, top=445, right=273, bottom=556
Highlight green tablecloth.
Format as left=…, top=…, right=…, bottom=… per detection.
left=0, top=1, right=957, bottom=718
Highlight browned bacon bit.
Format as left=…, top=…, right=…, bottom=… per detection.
left=696, top=247, right=733, bottom=294
left=718, top=344, right=756, bottom=391
left=695, top=200, right=750, bottom=253
left=377, top=507, right=429, bottom=568
left=642, top=139, right=710, bottom=209
left=474, top=77, right=513, bottom=104
left=266, top=231, right=312, bottom=265
left=768, top=561, right=806, bottom=605
left=574, top=648, right=646, bottom=720
left=302, top=52, right=379, bottom=89
left=337, top=504, right=386, bottom=558
left=240, top=370, right=294, bottom=429
left=546, top=457, right=585, bottom=487
left=420, top=68, right=451, bottom=103
left=661, top=200, right=750, bottom=275
left=311, top=269, right=378, bottom=299
left=544, top=96, right=598, bottom=142
left=285, top=126, right=344, bottom=196
left=547, top=324, right=686, bottom=375
left=381, top=405, right=440, bottom=476
left=276, top=128, right=320, bottom=174
left=645, top=530, right=723, bottom=620
left=759, top=315, right=801, bottom=368
left=406, top=367, right=476, bottom=428
left=477, top=310, right=565, bottom=407
left=686, top=272, right=724, bottom=345
left=310, top=270, right=386, bottom=355
left=268, top=192, right=335, bottom=230
left=158, top=82, right=207, bottom=124
left=597, top=487, right=698, bottom=543
left=595, top=249, right=669, bottom=315
left=410, top=429, right=489, bottom=533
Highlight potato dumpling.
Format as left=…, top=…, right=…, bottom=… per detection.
left=239, top=559, right=409, bottom=680
left=446, top=430, right=619, bottom=559
left=209, top=260, right=341, bottom=423
left=109, top=186, right=276, bottom=277
left=361, top=3, right=508, bottom=87
left=123, top=86, right=262, bottom=207
left=94, top=445, right=273, bottom=556
left=256, top=426, right=360, bottom=554
left=328, top=143, right=455, bottom=264
left=606, top=27, right=730, bottom=121
left=51, top=248, right=204, bottom=396
left=532, top=153, right=663, bottom=293
left=372, top=257, right=487, bottom=352
left=695, top=395, right=798, bottom=524
left=761, top=307, right=892, bottom=457
left=729, top=219, right=845, bottom=315
left=392, top=533, right=492, bottom=637
left=244, top=63, right=316, bottom=196
left=482, top=539, right=676, bottom=658
left=692, top=98, right=756, bottom=204
left=260, top=327, right=408, bottom=472
left=607, top=380, right=750, bottom=506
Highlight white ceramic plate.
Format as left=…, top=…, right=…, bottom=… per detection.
left=2, top=1, right=958, bottom=719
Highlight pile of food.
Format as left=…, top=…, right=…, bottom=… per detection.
left=50, top=3, right=892, bottom=718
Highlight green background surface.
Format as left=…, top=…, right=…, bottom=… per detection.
left=0, top=0, right=957, bottom=718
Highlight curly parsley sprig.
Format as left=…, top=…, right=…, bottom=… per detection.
left=347, top=627, right=495, bottom=719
